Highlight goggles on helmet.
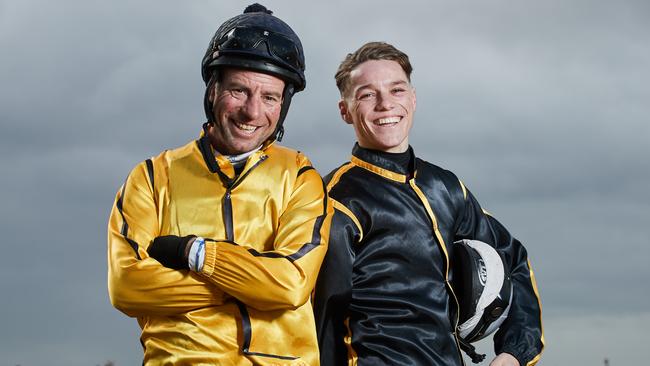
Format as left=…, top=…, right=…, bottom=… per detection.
left=216, top=26, right=304, bottom=72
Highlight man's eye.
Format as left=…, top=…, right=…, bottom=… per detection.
left=358, top=93, right=374, bottom=101
left=263, top=95, right=280, bottom=104
left=392, top=88, right=406, bottom=94
left=231, top=89, right=246, bottom=97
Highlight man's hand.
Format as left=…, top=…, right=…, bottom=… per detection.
left=147, top=235, right=195, bottom=270
left=490, top=353, right=520, bottom=366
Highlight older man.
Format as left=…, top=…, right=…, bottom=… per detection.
left=108, top=4, right=331, bottom=365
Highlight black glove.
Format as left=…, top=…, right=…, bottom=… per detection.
left=147, top=235, right=195, bottom=270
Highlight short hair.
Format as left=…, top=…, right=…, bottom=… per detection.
left=335, top=41, right=413, bottom=96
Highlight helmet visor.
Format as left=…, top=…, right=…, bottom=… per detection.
left=217, top=27, right=304, bottom=72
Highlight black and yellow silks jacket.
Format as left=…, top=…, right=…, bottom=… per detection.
left=108, top=133, right=332, bottom=366
left=314, top=144, right=544, bottom=366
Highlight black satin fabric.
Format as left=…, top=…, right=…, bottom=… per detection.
left=314, top=144, right=543, bottom=366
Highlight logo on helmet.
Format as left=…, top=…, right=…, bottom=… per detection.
left=477, top=258, right=487, bottom=286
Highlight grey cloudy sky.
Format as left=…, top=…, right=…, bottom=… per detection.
left=1, top=0, right=648, bottom=365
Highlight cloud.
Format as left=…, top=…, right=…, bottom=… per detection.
left=1, top=0, right=648, bottom=364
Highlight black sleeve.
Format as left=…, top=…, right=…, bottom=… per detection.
left=314, top=208, right=359, bottom=366
left=455, top=186, right=544, bottom=366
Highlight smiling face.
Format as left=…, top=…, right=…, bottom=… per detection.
left=339, top=59, right=416, bottom=153
left=207, top=68, right=285, bottom=155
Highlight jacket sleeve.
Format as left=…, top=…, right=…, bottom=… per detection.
left=314, top=204, right=359, bottom=366
left=198, top=164, right=333, bottom=311
left=107, top=161, right=223, bottom=318
left=454, top=182, right=544, bottom=366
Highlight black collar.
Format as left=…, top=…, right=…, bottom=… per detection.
left=351, top=143, right=415, bottom=177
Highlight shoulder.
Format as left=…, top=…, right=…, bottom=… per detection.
left=324, top=161, right=356, bottom=185
left=122, top=139, right=199, bottom=193
left=145, top=139, right=200, bottom=168
left=263, top=146, right=328, bottom=197
left=416, top=157, right=458, bottom=183
left=323, top=161, right=365, bottom=200
left=415, top=157, right=468, bottom=204
left=325, top=162, right=366, bottom=243
left=265, top=144, right=316, bottom=171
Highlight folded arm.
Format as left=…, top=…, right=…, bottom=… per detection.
left=107, top=161, right=222, bottom=318
left=198, top=165, right=333, bottom=311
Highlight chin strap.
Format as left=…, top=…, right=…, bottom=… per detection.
left=203, top=74, right=218, bottom=124
left=272, top=83, right=295, bottom=142
left=458, top=337, right=486, bottom=364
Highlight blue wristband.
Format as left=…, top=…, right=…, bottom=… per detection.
left=188, top=237, right=206, bottom=272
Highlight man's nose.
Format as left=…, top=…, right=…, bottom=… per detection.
left=375, top=93, right=394, bottom=111
left=241, top=95, right=262, bottom=120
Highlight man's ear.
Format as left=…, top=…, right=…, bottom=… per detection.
left=412, top=87, right=417, bottom=110
left=339, top=99, right=353, bottom=124
left=208, top=83, right=216, bottom=104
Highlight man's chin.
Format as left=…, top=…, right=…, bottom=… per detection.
left=226, top=140, right=261, bottom=155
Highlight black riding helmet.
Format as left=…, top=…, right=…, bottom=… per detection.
left=452, top=239, right=513, bottom=364
left=201, top=3, right=306, bottom=142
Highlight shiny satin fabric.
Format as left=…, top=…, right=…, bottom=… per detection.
left=314, top=144, right=543, bottom=366
left=108, top=134, right=332, bottom=365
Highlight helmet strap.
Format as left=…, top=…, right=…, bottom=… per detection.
left=203, top=73, right=219, bottom=124
left=458, top=337, right=486, bottom=364
left=273, top=84, right=295, bottom=142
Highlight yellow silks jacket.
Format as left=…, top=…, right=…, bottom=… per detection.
left=108, top=133, right=332, bottom=365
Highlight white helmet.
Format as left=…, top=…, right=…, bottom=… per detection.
left=452, top=239, right=513, bottom=363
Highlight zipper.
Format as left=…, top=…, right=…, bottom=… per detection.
left=408, top=178, right=466, bottom=366
left=219, top=155, right=268, bottom=242
left=223, top=190, right=234, bottom=241
left=231, top=155, right=268, bottom=190
left=219, top=154, right=299, bottom=360
left=447, top=274, right=466, bottom=366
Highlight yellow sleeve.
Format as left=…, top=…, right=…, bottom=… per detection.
left=200, top=164, right=333, bottom=311
left=107, top=161, right=223, bottom=317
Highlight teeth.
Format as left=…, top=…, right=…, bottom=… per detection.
left=235, top=122, right=257, bottom=132
left=377, top=117, right=400, bottom=125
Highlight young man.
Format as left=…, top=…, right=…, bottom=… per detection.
left=107, top=4, right=331, bottom=365
left=314, top=42, right=543, bottom=366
